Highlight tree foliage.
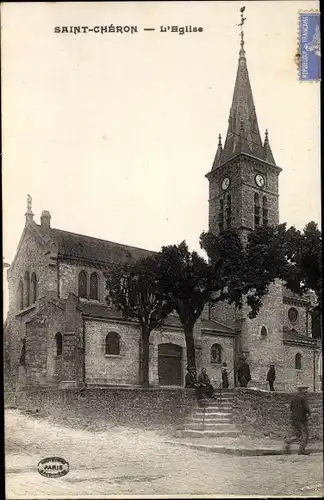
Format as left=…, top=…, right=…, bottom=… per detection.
left=106, top=255, right=173, bottom=386
left=157, top=233, right=248, bottom=368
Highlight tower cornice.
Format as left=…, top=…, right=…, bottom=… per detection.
left=206, top=153, right=282, bottom=180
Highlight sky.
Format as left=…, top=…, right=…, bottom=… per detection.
left=2, top=1, right=321, bottom=316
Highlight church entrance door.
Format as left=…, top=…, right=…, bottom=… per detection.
left=158, top=343, right=182, bottom=386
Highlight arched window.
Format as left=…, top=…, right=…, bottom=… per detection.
left=78, top=271, right=88, bottom=298
left=24, top=271, right=30, bottom=308
left=31, top=272, right=37, bottom=304
left=17, top=281, right=24, bottom=310
left=89, top=272, right=99, bottom=300
left=105, top=332, right=121, bottom=355
left=261, top=326, right=267, bottom=336
left=295, top=352, right=302, bottom=370
left=254, top=193, right=260, bottom=227
left=55, top=332, right=63, bottom=357
left=226, top=195, right=232, bottom=228
left=211, top=343, right=222, bottom=364
left=218, top=199, right=224, bottom=231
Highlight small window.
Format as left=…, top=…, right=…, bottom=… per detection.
left=18, top=281, right=24, bottom=310
left=288, top=307, right=298, bottom=323
left=89, top=272, right=99, bottom=300
left=31, top=273, right=37, bottom=304
left=78, top=271, right=88, bottom=298
left=262, top=196, right=268, bottom=226
left=261, top=326, right=267, bottom=336
left=218, top=199, right=224, bottom=231
left=226, top=195, right=232, bottom=228
left=105, top=332, right=121, bottom=355
left=211, top=343, right=222, bottom=364
left=254, top=193, right=260, bottom=227
left=24, top=271, right=30, bottom=308
left=295, top=352, right=302, bottom=370
left=19, top=338, right=26, bottom=366
left=55, top=332, right=63, bottom=357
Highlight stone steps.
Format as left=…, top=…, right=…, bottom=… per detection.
left=183, top=422, right=235, bottom=430
left=190, top=414, right=233, bottom=423
left=179, top=395, right=239, bottom=438
left=178, top=429, right=240, bottom=438
left=193, top=410, right=233, bottom=416
left=174, top=387, right=236, bottom=438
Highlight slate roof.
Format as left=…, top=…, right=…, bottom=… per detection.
left=79, top=302, right=183, bottom=329
left=201, top=318, right=236, bottom=336
left=78, top=302, right=236, bottom=335
left=211, top=39, right=276, bottom=170
left=47, top=227, right=153, bottom=264
left=283, top=327, right=317, bottom=346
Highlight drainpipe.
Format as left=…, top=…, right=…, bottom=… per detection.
left=82, top=319, right=86, bottom=387
left=313, top=345, right=316, bottom=392
left=57, top=257, right=60, bottom=298
left=306, top=304, right=309, bottom=337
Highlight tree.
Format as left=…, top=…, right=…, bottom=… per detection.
left=289, top=221, right=322, bottom=307
left=157, top=234, right=246, bottom=369
left=106, top=256, right=173, bottom=386
left=242, top=222, right=322, bottom=316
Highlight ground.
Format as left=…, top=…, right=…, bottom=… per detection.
left=5, top=409, right=324, bottom=498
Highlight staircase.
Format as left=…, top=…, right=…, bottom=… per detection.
left=178, top=389, right=240, bottom=438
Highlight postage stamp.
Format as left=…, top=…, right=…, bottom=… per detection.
left=299, top=11, right=321, bottom=81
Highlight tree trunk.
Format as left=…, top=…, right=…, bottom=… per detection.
left=183, top=323, right=196, bottom=372
left=139, top=327, right=150, bottom=387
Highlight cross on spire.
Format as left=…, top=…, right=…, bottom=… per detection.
left=238, top=6, right=247, bottom=56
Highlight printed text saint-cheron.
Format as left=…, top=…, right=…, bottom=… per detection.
left=54, top=25, right=204, bottom=35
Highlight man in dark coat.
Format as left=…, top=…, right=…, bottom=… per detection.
left=185, top=366, right=205, bottom=402
left=198, top=368, right=214, bottom=398
left=237, top=358, right=251, bottom=387
left=266, top=364, right=276, bottom=391
left=221, top=362, right=229, bottom=389
left=185, top=366, right=198, bottom=388
left=284, top=385, right=311, bottom=455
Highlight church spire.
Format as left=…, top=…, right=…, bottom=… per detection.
left=221, top=6, right=266, bottom=164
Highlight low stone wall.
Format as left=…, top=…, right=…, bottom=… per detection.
left=15, top=387, right=198, bottom=429
left=233, top=388, right=323, bottom=441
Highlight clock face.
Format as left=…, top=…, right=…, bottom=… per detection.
left=221, top=177, right=230, bottom=191
left=255, top=174, right=265, bottom=188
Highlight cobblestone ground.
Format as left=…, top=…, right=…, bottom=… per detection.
left=5, top=410, right=324, bottom=498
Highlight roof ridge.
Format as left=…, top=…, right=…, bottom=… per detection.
left=47, top=226, right=155, bottom=254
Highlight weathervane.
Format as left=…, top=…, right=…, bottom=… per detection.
left=237, top=6, right=246, bottom=51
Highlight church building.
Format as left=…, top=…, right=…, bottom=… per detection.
left=4, top=23, right=321, bottom=393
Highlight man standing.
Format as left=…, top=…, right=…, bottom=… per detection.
left=284, top=385, right=311, bottom=455
left=266, top=364, right=276, bottom=391
left=237, top=358, right=251, bottom=387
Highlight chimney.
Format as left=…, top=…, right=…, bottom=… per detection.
left=40, top=210, right=51, bottom=233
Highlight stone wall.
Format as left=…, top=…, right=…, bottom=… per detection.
left=6, top=222, right=59, bottom=387
left=59, top=261, right=107, bottom=303
left=15, top=387, right=198, bottom=429
left=200, top=333, right=235, bottom=388
left=232, top=388, right=323, bottom=440
left=85, top=319, right=141, bottom=385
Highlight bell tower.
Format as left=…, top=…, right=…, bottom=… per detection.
left=206, top=8, right=282, bottom=242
